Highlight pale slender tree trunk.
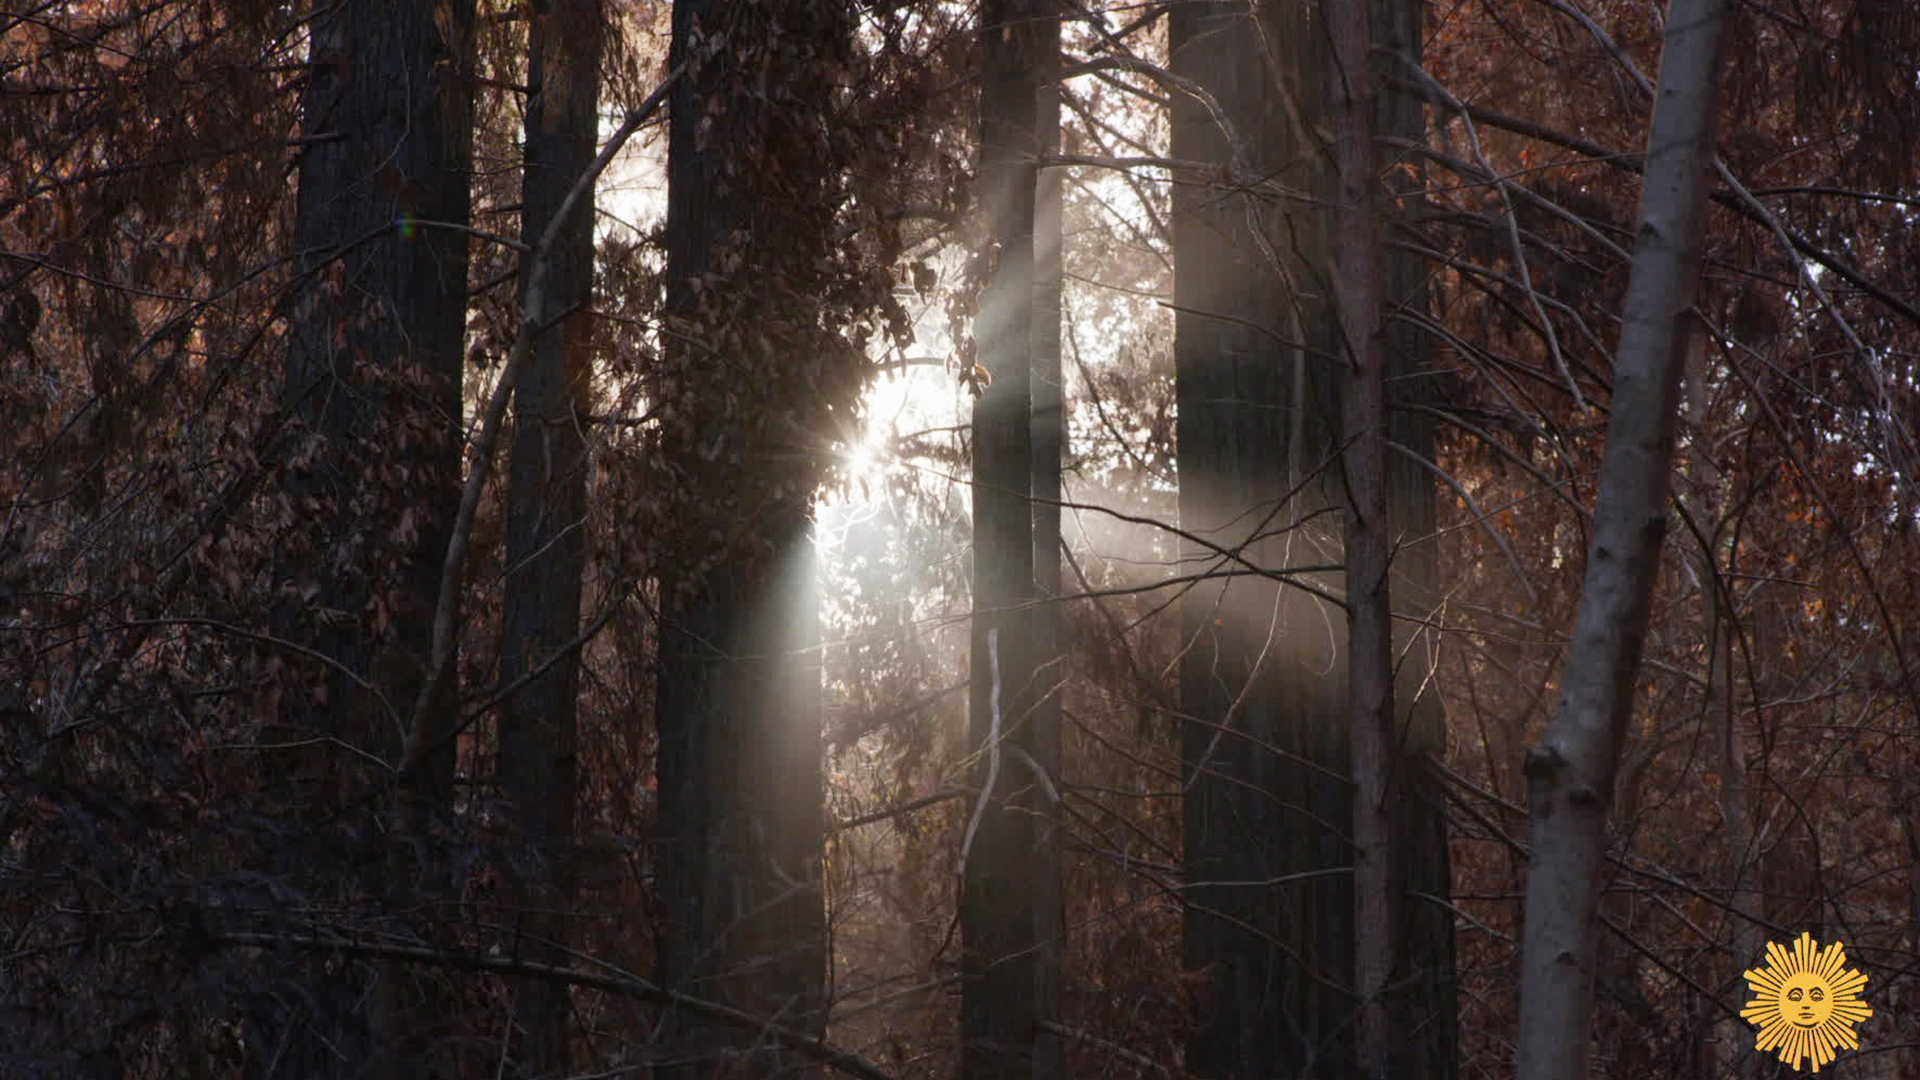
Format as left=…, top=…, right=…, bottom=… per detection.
left=1515, top=1, right=1731, bottom=1076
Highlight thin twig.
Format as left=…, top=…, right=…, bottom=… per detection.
left=1039, top=1020, right=1170, bottom=1077
left=205, top=929, right=903, bottom=1080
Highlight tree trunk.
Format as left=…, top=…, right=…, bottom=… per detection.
left=1030, top=7, right=1066, bottom=1079
left=265, top=0, right=473, bottom=1074
left=1172, top=2, right=1455, bottom=1076
left=1325, top=2, right=1398, bottom=1074
left=1171, top=3, right=1351, bottom=1074
left=1515, top=1, right=1730, bottom=1076
left=654, top=2, right=839, bottom=1074
left=962, top=4, right=1061, bottom=1079
left=655, top=527, right=824, bottom=1076
left=498, top=0, right=602, bottom=1074
left=1363, top=0, right=1460, bottom=1073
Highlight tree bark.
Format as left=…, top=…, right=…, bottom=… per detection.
left=1030, top=6, right=1066, bottom=1079
left=1341, top=1, right=1460, bottom=1075
left=962, top=4, right=1061, bottom=1079
left=1324, top=2, right=1398, bottom=1075
left=1515, top=1, right=1730, bottom=1076
left=1369, top=0, right=1461, bottom=1070
left=1171, top=3, right=1350, bottom=1074
left=654, top=2, right=840, bottom=1075
left=498, top=0, right=602, bottom=1074
left=266, top=0, right=474, bottom=1074
left=1171, top=2, right=1455, bottom=1075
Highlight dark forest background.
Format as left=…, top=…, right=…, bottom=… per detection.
left=2, top=1, right=1917, bottom=1078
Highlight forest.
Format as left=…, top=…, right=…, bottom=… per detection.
left=2, top=0, right=1916, bottom=1078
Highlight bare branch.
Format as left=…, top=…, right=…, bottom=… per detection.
left=400, top=66, right=681, bottom=774
left=203, top=930, right=904, bottom=1080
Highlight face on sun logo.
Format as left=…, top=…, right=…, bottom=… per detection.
left=1741, top=932, right=1872, bottom=1072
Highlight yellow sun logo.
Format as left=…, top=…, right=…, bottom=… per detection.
left=1741, top=932, right=1871, bottom=1072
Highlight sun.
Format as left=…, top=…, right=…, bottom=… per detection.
left=844, top=434, right=883, bottom=484
left=1741, top=932, right=1872, bottom=1072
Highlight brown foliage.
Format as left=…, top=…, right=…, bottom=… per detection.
left=3, top=0, right=1915, bottom=1077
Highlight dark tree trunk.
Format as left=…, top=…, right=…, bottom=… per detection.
left=1171, top=3, right=1350, bottom=1075
left=961, top=5, right=1062, bottom=1080
left=1326, top=0, right=1399, bottom=1072
left=1171, top=1, right=1455, bottom=1076
left=1373, top=1, right=1460, bottom=1072
left=655, top=523, right=824, bottom=1075
left=498, top=0, right=603, bottom=1075
left=1030, top=10, right=1066, bottom=1080
left=266, top=0, right=474, bottom=1075
left=653, top=2, right=839, bottom=1074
